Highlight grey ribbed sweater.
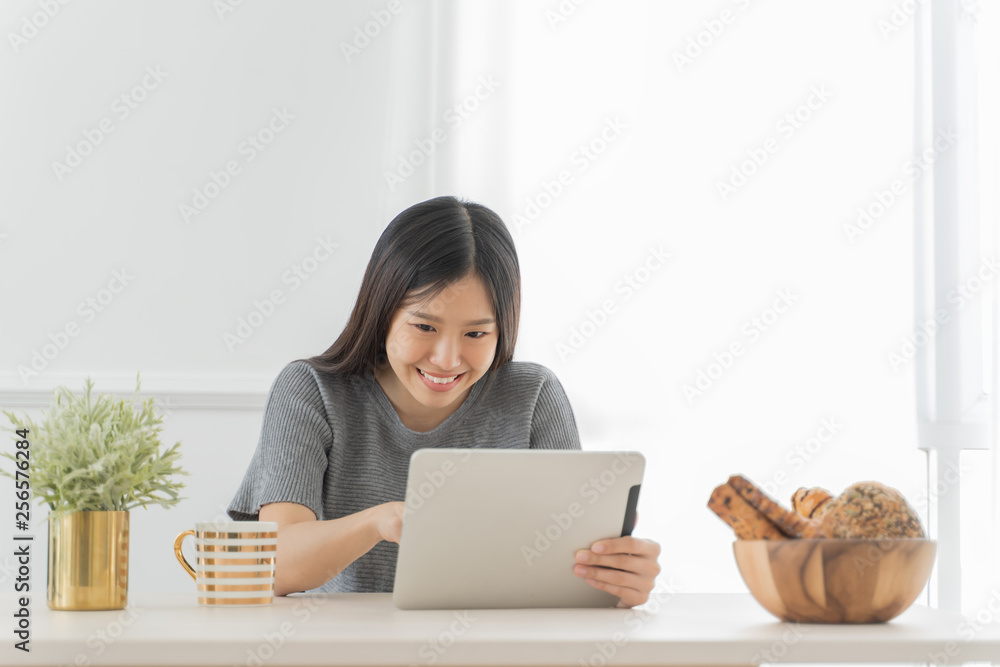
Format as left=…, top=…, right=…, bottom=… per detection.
left=227, top=359, right=581, bottom=594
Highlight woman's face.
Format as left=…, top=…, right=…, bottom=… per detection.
left=379, top=273, right=498, bottom=421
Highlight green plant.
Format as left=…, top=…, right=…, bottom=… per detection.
left=1, top=374, right=189, bottom=519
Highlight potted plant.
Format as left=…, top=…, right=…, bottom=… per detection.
left=1, top=374, right=188, bottom=610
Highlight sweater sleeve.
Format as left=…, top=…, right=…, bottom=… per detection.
left=227, top=361, right=334, bottom=521
left=529, top=367, right=582, bottom=450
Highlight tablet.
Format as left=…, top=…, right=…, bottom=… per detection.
left=392, top=448, right=645, bottom=610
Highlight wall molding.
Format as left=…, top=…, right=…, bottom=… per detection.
left=0, top=372, right=272, bottom=410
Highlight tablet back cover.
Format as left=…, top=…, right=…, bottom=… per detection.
left=393, top=449, right=645, bottom=610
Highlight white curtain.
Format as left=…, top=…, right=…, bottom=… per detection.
left=428, top=0, right=1000, bottom=609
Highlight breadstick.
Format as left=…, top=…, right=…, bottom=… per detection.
left=727, top=475, right=818, bottom=538
left=708, top=482, right=789, bottom=540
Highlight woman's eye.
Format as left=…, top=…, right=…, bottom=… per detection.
left=467, top=331, right=488, bottom=339
left=413, top=324, right=435, bottom=333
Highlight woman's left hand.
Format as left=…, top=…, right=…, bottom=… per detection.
left=573, top=536, right=661, bottom=608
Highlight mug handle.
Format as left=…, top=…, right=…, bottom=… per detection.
left=173, top=530, right=196, bottom=581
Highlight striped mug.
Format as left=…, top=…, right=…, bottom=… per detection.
left=173, top=521, right=277, bottom=606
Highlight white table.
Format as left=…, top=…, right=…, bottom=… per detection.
left=3, top=592, right=1000, bottom=666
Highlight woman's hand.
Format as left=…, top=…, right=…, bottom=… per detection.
left=371, top=501, right=405, bottom=543
left=573, top=536, right=661, bottom=608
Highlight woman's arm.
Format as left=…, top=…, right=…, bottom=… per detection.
left=261, top=500, right=404, bottom=596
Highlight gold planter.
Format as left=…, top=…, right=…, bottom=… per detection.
left=47, top=510, right=129, bottom=610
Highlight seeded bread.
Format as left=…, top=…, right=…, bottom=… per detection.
left=813, top=481, right=925, bottom=539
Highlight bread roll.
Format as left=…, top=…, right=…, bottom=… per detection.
left=791, top=487, right=833, bottom=520
left=813, top=481, right=924, bottom=539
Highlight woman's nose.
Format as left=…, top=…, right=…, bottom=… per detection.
left=428, top=336, right=461, bottom=370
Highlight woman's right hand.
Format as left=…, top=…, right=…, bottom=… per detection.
left=372, top=501, right=405, bottom=543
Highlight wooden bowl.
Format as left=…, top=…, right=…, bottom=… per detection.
left=733, top=538, right=936, bottom=623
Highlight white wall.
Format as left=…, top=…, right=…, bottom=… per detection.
left=1, top=0, right=997, bottom=615
left=0, top=0, right=444, bottom=597
left=0, top=0, right=439, bottom=388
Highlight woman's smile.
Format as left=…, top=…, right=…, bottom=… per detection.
left=416, top=367, right=466, bottom=391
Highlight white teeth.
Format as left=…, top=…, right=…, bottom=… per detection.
left=419, top=369, right=459, bottom=384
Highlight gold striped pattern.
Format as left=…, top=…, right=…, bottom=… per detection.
left=198, top=557, right=274, bottom=566
left=198, top=596, right=272, bottom=605
left=177, top=524, right=278, bottom=605
left=198, top=583, right=273, bottom=592
left=197, top=570, right=273, bottom=579
left=198, top=531, right=278, bottom=539
left=197, top=544, right=277, bottom=553
left=185, top=529, right=276, bottom=605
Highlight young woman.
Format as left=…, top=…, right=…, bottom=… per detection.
left=227, top=196, right=661, bottom=607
